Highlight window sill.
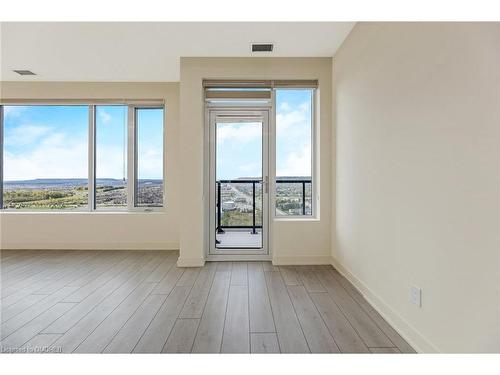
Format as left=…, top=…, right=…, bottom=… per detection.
left=0, top=210, right=166, bottom=215
left=273, top=215, right=320, bottom=222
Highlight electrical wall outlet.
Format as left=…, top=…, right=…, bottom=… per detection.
left=410, top=286, right=422, bottom=307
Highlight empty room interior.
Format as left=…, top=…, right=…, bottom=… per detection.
left=0, top=21, right=499, bottom=356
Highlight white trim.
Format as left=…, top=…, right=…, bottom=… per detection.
left=202, top=79, right=319, bottom=89
left=273, top=216, right=320, bottom=222
left=269, top=89, right=277, bottom=233
left=0, top=106, right=4, bottom=210
left=272, top=87, right=318, bottom=220
left=0, top=211, right=165, bottom=215
left=313, top=87, right=320, bottom=218
left=0, top=99, right=164, bottom=106
left=131, top=105, right=165, bottom=211
left=88, top=105, right=96, bottom=210
left=272, top=255, right=332, bottom=265
left=177, top=257, right=206, bottom=267
left=206, top=254, right=271, bottom=262
left=330, top=256, right=438, bottom=353
left=203, top=105, right=210, bottom=261
left=207, top=109, right=270, bottom=257
left=1, top=102, right=165, bottom=213
left=205, top=100, right=272, bottom=108
left=127, top=105, right=135, bottom=210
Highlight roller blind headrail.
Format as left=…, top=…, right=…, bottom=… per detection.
left=0, top=99, right=164, bottom=106
left=205, top=90, right=272, bottom=100
left=203, top=79, right=318, bottom=89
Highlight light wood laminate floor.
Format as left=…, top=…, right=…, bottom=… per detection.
left=0, top=250, right=415, bottom=353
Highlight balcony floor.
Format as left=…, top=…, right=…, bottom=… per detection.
left=216, top=228, right=262, bottom=248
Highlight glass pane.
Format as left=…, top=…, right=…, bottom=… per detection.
left=215, top=121, right=263, bottom=249
left=135, top=108, right=164, bottom=207
left=95, top=105, right=127, bottom=208
left=2, top=105, right=88, bottom=210
left=275, top=89, right=313, bottom=216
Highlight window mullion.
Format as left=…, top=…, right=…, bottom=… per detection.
left=270, top=90, right=277, bottom=219
left=0, top=105, right=4, bottom=210
left=127, top=106, right=135, bottom=210
left=312, top=89, right=317, bottom=217
left=88, top=105, right=96, bottom=211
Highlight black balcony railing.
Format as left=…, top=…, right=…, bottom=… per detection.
left=216, top=178, right=312, bottom=235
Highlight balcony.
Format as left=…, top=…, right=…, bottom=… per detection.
left=215, top=178, right=312, bottom=248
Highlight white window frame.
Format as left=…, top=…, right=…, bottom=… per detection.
left=271, top=87, right=319, bottom=221
left=202, top=85, right=319, bottom=262
left=0, top=100, right=165, bottom=213
left=0, top=105, right=3, bottom=210
left=131, top=105, right=165, bottom=212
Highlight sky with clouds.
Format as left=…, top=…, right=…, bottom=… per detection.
left=3, top=105, right=163, bottom=181
left=216, top=89, right=313, bottom=179
left=3, top=90, right=311, bottom=182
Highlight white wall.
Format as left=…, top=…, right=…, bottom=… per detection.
left=0, top=82, right=180, bottom=250
left=179, top=58, right=333, bottom=266
left=333, top=22, right=500, bottom=352
left=0, top=60, right=333, bottom=265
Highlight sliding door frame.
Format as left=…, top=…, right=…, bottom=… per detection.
left=207, top=108, right=270, bottom=256
left=204, top=101, right=273, bottom=261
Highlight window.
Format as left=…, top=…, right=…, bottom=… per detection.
left=2, top=105, right=89, bottom=210
left=95, top=105, right=128, bottom=209
left=135, top=108, right=164, bottom=207
left=0, top=102, right=164, bottom=211
left=275, top=89, right=314, bottom=216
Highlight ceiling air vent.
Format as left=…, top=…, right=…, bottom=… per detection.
left=13, top=70, right=36, bottom=76
left=252, top=43, right=273, bottom=52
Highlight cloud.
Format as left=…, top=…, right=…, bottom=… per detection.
left=275, top=99, right=313, bottom=177
left=4, top=124, right=52, bottom=146
left=299, top=101, right=310, bottom=112
left=217, top=123, right=261, bottom=144
left=4, top=130, right=88, bottom=181
left=98, top=109, right=112, bottom=124
left=279, top=101, right=291, bottom=112
left=276, top=101, right=310, bottom=133
left=3, top=106, right=25, bottom=118
left=137, top=147, right=163, bottom=179
left=4, top=121, right=161, bottom=181
left=95, top=145, right=127, bottom=180
left=277, top=143, right=311, bottom=177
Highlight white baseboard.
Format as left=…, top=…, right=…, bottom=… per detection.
left=273, top=255, right=332, bottom=265
left=177, top=257, right=206, bottom=267
left=330, top=256, right=438, bottom=353
left=0, top=242, right=180, bottom=251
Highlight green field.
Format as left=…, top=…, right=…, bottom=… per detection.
left=2, top=186, right=129, bottom=210
left=220, top=209, right=263, bottom=227
left=3, top=187, right=88, bottom=210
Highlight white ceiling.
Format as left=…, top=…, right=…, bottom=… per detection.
left=0, top=22, right=354, bottom=82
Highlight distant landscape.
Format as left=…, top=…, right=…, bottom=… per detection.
left=2, top=177, right=309, bottom=215
left=2, top=179, right=163, bottom=209
left=218, top=176, right=312, bottom=226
